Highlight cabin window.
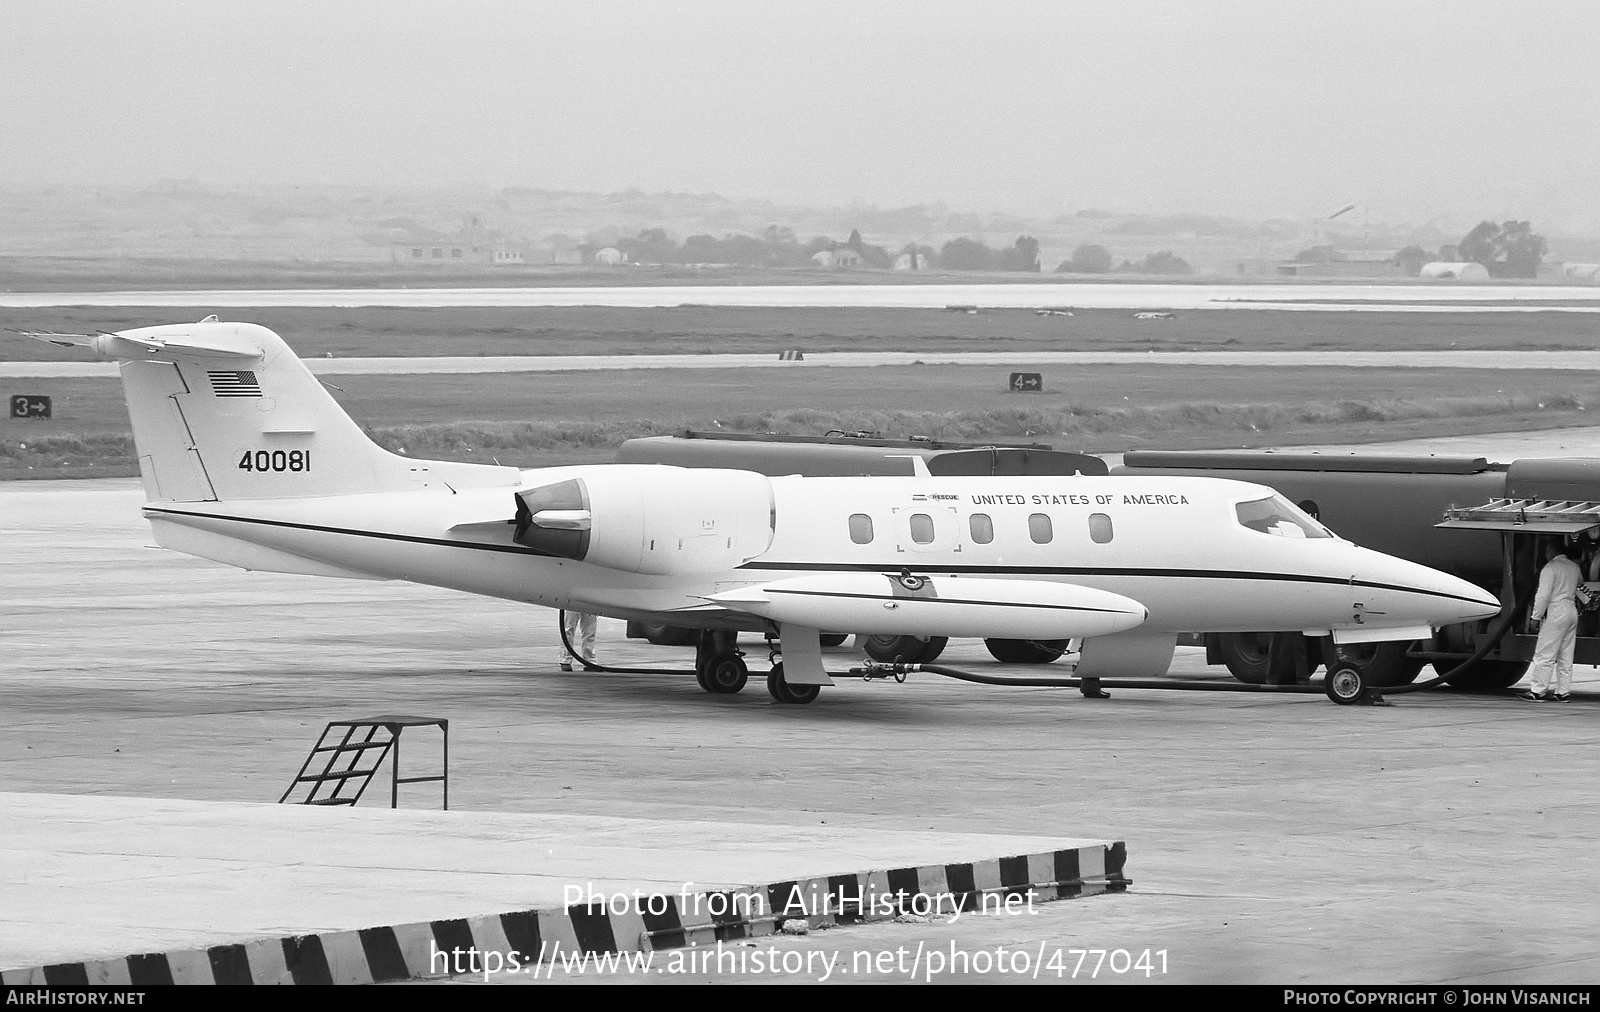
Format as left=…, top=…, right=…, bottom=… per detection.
left=909, top=513, right=935, bottom=544
left=969, top=513, right=994, bottom=544
left=1235, top=495, right=1332, bottom=539
left=1088, top=513, right=1114, bottom=544
left=848, top=513, right=874, bottom=544
left=1028, top=513, right=1053, bottom=544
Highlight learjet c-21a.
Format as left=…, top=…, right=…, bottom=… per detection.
left=23, top=321, right=1501, bottom=703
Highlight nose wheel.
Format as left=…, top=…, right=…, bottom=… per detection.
left=1323, top=662, right=1390, bottom=706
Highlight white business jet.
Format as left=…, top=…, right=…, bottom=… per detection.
left=23, top=321, right=1500, bottom=704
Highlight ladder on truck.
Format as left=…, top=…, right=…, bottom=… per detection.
left=279, top=716, right=449, bottom=809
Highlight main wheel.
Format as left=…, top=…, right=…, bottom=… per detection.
left=1323, top=638, right=1423, bottom=688
left=862, top=634, right=948, bottom=664
left=1324, top=662, right=1369, bottom=705
left=984, top=638, right=1069, bottom=664
left=1216, top=632, right=1273, bottom=684
left=1434, top=659, right=1529, bottom=691
left=765, top=663, right=821, bottom=704
left=702, top=651, right=748, bottom=694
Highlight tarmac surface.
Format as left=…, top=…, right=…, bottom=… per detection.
left=15, top=348, right=1600, bottom=379
left=2, top=282, right=1599, bottom=312
left=3, top=441, right=1599, bottom=984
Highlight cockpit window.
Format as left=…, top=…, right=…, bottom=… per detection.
left=1235, top=495, right=1333, bottom=539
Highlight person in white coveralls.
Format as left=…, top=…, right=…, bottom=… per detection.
left=559, top=610, right=597, bottom=671
left=1521, top=541, right=1581, bottom=702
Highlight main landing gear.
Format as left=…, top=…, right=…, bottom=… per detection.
left=765, top=662, right=821, bottom=705
left=692, top=632, right=822, bottom=704
left=694, top=631, right=748, bottom=694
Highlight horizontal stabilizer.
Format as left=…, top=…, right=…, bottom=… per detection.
left=709, top=572, right=1146, bottom=640
left=11, top=326, right=263, bottom=361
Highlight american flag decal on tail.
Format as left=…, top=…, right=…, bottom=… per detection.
left=208, top=370, right=262, bottom=398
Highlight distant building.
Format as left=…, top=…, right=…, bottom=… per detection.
left=534, top=236, right=585, bottom=265
left=893, top=252, right=931, bottom=271
left=1562, top=263, right=1600, bottom=284
left=1420, top=261, right=1490, bottom=282
left=592, top=247, right=626, bottom=266
left=391, top=241, right=530, bottom=266
left=1275, top=250, right=1404, bottom=278
left=812, top=248, right=863, bottom=269
left=392, top=241, right=477, bottom=263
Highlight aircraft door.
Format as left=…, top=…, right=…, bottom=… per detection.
left=893, top=505, right=961, bottom=554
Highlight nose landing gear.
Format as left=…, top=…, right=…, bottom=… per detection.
left=1323, top=662, right=1392, bottom=706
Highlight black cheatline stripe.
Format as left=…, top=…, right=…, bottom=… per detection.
left=740, top=561, right=1491, bottom=608
left=144, top=509, right=1490, bottom=609
left=764, top=587, right=1135, bottom=615
left=144, top=507, right=553, bottom=557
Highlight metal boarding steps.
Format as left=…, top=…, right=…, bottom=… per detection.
left=1438, top=498, right=1600, bottom=534
left=279, top=715, right=449, bottom=809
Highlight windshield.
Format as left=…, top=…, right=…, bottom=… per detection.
left=1235, top=495, right=1333, bottom=539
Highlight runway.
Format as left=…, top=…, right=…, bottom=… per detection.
left=4, top=424, right=1600, bottom=982
left=3, top=281, right=1599, bottom=312
left=13, top=348, right=1600, bottom=379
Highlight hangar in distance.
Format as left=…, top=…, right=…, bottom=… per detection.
left=21, top=321, right=1500, bottom=704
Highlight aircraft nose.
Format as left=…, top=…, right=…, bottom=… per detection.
left=1356, top=548, right=1502, bottom=625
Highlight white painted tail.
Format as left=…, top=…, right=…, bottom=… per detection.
left=57, top=320, right=518, bottom=501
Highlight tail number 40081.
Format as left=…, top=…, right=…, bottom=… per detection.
left=238, top=449, right=311, bottom=472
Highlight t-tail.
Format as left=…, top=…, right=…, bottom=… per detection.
left=21, top=319, right=518, bottom=502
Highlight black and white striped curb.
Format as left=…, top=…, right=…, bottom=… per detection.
left=2, top=842, right=1127, bottom=984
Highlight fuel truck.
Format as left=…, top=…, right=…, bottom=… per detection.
left=1114, top=450, right=1600, bottom=690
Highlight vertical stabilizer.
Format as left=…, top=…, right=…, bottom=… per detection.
left=91, top=321, right=517, bottom=501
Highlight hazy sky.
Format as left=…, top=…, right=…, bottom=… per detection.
left=4, top=1, right=1598, bottom=228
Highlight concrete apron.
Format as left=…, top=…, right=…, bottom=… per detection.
left=0, top=792, right=1125, bottom=984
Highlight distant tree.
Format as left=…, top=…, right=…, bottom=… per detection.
left=615, top=227, right=678, bottom=264
left=899, top=243, right=937, bottom=270
left=1458, top=220, right=1548, bottom=278
left=1392, top=245, right=1432, bottom=275
left=997, top=235, right=1041, bottom=272
left=1456, top=222, right=1499, bottom=266
left=857, top=242, right=892, bottom=269
left=679, top=233, right=721, bottom=263
left=763, top=224, right=797, bottom=245
left=718, top=233, right=768, bottom=266
left=846, top=228, right=864, bottom=251
left=1138, top=250, right=1193, bottom=274
left=940, top=236, right=995, bottom=271
left=1292, top=244, right=1341, bottom=263
left=1061, top=243, right=1112, bottom=273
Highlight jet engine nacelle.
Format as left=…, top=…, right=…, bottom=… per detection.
left=513, top=465, right=775, bottom=576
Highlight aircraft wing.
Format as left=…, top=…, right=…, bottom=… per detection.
left=707, top=572, right=1146, bottom=640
